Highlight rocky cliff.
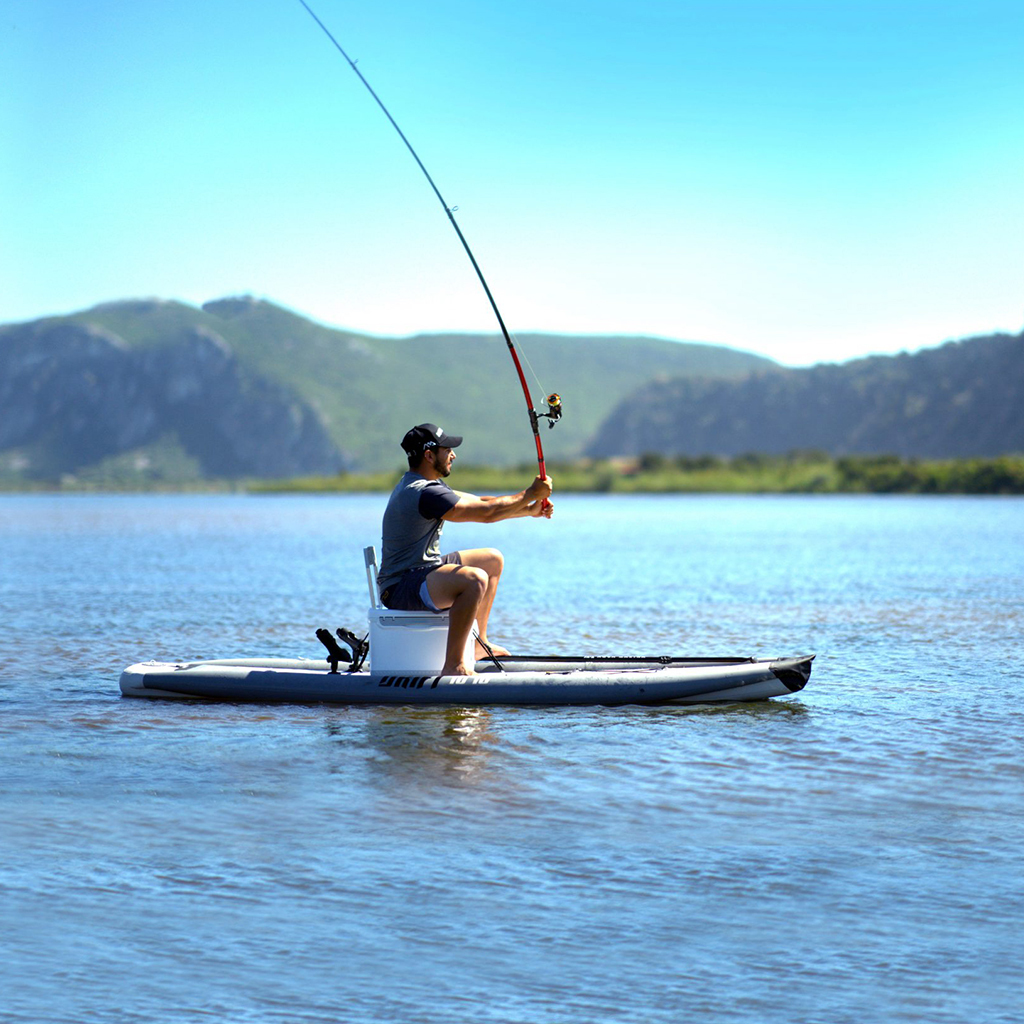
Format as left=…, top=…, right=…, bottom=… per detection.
left=0, top=319, right=344, bottom=481
left=586, top=331, right=1024, bottom=459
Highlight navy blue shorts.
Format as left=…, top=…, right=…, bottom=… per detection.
left=379, top=552, right=462, bottom=612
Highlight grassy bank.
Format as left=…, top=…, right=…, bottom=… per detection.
left=251, top=453, right=1024, bottom=496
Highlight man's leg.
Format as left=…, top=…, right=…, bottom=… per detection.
left=425, top=562, right=488, bottom=675
left=453, top=549, right=509, bottom=656
left=425, top=548, right=509, bottom=670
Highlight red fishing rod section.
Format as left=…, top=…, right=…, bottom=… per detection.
left=297, top=0, right=561, bottom=483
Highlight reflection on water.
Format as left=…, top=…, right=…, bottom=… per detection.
left=326, top=706, right=497, bottom=782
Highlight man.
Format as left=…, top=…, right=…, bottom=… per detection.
left=377, top=423, right=554, bottom=676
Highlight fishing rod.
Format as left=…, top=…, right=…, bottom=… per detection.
left=297, top=0, right=562, bottom=486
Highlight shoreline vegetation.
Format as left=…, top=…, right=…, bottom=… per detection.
left=253, top=453, right=1024, bottom=495
left=3, top=453, right=1023, bottom=495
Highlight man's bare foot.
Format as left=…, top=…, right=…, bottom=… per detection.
left=442, top=661, right=474, bottom=676
left=476, top=639, right=510, bottom=658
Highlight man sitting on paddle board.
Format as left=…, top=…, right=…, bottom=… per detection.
left=378, top=423, right=553, bottom=676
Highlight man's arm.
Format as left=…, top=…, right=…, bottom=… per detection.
left=443, top=476, right=553, bottom=524
left=452, top=491, right=501, bottom=502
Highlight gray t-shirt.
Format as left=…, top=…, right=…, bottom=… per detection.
left=378, top=472, right=460, bottom=590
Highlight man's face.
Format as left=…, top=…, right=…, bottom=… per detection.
left=432, top=445, right=455, bottom=477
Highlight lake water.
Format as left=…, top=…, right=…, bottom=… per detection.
left=2, top=493, right=1021, bottom=1024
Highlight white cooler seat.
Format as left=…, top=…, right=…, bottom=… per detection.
left=363, top=547, right=476, bottom=675
left=366, top=608, right=476, bottom=674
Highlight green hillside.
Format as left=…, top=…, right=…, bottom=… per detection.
left=57, top=296, right=775, bottom=471
left=586, top=330, right=1024, bottom=461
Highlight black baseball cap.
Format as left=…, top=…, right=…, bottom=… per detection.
left=401, top=423, right=463, bottom=455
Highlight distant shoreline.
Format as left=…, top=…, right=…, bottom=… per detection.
left=255, top=454, right=1024, bottom=495
left=5, top=454, right=1021, bottom=495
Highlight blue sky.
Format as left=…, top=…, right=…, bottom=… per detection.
left=4, top=0, right=1023, bottom=365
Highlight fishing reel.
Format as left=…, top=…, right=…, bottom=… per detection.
left=535, top=393, right=563, bottom=430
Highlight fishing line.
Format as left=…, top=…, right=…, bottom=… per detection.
left=509, top=329, right=547, bottom=404
left=296, top=0, right=561, bottom=482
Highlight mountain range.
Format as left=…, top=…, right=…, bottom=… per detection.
left=0, top=297, right=771, bottom=482
left=2, top=297, right=1020, bottom=484
left=587, top=329, right=1024, bottom=460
